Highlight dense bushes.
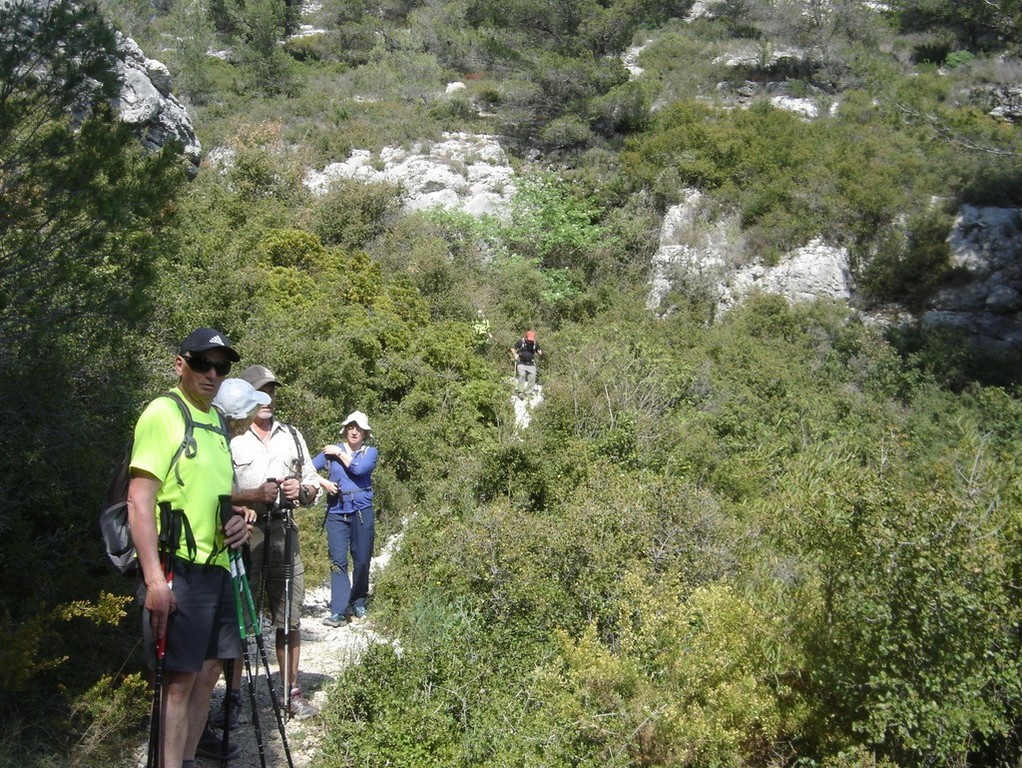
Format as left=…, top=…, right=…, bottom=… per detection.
left=324, top=297, right=1022, bottom=767
left=8, top=0, right=1022, bottom=764
left=0, top=2, right=188, bottom=760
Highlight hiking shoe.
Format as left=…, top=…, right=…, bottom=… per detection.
left=353, top=604, right=368, bottom=619
left=211, top=688, right=243, bottom=730
left=289, top=688, right=319, bottom=720
left=196, top=721, right=240, bottom=760
left=322, top=613, right=348, bottom=627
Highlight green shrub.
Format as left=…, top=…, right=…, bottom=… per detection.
left=309, top=177, right=401, bottom=251
left=860, top=207, right=953, bottom=308
left=539, top=115, right=594, bottom=150
left=944, top=49, right=975, bottom=67
left=505, top=175, right=603, bottom=271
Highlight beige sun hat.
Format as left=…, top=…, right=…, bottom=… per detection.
left=240, top=364, right=280, bottom=390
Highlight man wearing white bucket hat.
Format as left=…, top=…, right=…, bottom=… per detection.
left=313, top=410, right=378, bottom=627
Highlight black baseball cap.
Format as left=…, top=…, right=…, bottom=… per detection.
left=178, top=327, right=240, bottom=362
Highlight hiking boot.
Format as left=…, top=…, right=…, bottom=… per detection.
left=352, top=604, right=368, bottom=619
left=322, top=613, right=348, bottom=627
left=211, top=688, right=243, bottom=730
left=289, top=688, right=319, bottom=720
left=196, top=720, right=240, bottom=760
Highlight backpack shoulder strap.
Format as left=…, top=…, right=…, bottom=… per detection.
left=150, top=392, right=198, bottom=560
left=159, top=391, right=194, bottom=483
left=286, top=423, right=304, bottom=465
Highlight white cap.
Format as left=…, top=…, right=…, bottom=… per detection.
left=213, top=378, right=271, bottom=420
left=342, top=410, right=372, bottom=434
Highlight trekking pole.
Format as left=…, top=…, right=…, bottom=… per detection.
left=221, top=498, right=270, bottom=768
left=258, top=487, right=274, bottom=621
left=219, top=657, right=235, bottom=768
left=281, top=458, right=301, bottom=721
left=228, top=549, right=269, bottom=768
left=146, top=502, right=178, bottom=768
left=145, top=632, right=165, bottom=768
left=221, top=497, right=296, bottom=768
left=282, top=504, right=293, bottom=721
left=238, top=553, right=296, bottom=768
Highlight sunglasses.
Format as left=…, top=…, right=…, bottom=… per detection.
left=183, top=354, right=232, bottom=376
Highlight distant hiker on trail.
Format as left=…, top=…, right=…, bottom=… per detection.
left=511, top=329, right=543, bottom=399
left=313, top=411, right=378, bottom=628
left=219, top=364, right=321, bottom=723
left=126, top=327, right=250, bottom=768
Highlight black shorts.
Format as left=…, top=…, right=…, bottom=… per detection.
left=140, top=559, right=242, bottom=672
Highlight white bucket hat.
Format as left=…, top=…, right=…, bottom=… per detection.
left=213, top=378, right=271, bottom=420
left=342, top=410, right=372, bottom=435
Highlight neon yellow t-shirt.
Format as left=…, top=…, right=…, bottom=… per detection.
left=130, top=387, right=234, bottom=570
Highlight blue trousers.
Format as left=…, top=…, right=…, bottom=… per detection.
left=325, top=508, right=375, bottom=617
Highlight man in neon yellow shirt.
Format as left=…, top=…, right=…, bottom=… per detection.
left=127, top=328, right=251, bottom=768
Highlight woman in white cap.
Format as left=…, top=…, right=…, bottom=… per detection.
left=312, top=411, right=378, bottom=626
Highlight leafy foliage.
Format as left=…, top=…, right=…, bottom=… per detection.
left=6, top=0, right=1022, bottom=766
left=0, top=1, right=186, bottom=754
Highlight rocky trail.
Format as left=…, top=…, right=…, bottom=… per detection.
left=187, top=530, right=404, bottom=768
left=203, top=527, right=402, bottom=768
left=198, top=585, right=384, bottom=768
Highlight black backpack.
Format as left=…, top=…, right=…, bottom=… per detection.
left=99, top=391, right=197, bottom=574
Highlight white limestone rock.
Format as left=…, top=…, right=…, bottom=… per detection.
left=622, top=42, right=649, bottom=80
left=304, top=132, right=516, bottom=219
left=769, top=94, right=819, bottom=119
left=720, top=239, right=851, bottom=314
left=648, top=189, right=852, bottom=317
left=923, top=205, right=1022, bottom=352
left=113, top=33, right=201, bottom=174
left=647, top=190, right=733, bottom=311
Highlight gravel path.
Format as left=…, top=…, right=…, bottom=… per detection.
left=197, top=529, right=405, bottom=768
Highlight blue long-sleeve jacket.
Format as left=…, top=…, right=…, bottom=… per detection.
left=313, top=445, right=377, bottom=514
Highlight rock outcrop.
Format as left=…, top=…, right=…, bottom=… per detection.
left=720, top=238, right=851, bottom=313
left=647, top=189, right=733, bottom=311
left=988, top=87, right=1022, bottom=123
left=922, top=205, right=1022, bottom=353
left=113, top=34, right=201, bottom=175
left=648, top=190, right=852, bottom=317
left=648, top=192, right=1022, bottom=353
left=304, top=132, right=515, bottom=218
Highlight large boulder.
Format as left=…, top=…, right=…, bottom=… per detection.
left=113, top=34, right=201, bottom=176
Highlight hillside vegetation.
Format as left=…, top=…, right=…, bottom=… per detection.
left=2, top=0, right=1022, bottom=765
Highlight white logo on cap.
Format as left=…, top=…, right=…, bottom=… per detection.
left=208, top=335, right=225, bottom=346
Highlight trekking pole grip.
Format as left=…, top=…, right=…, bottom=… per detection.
left=218, top=494, right=234, bottom=527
